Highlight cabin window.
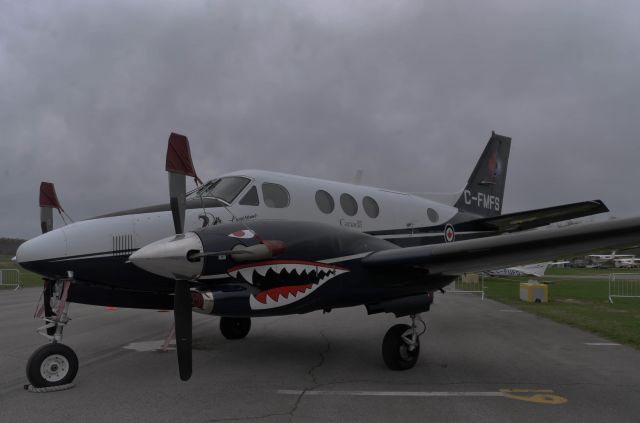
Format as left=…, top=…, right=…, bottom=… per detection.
left=427, top=208, right=439, bottom=223
left=362, top=196, right=379, bottom=218
left=239, top=186, right=259, bottom=206
left=340, top=193, right=358, bottom=216
left=315, top=190, right=335, bottom=214
left=262, top=183, right=290, bottom=208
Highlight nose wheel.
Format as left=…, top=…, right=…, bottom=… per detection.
left=382, top=314, right=426, bottom=370
left=26, top=343, right=79, bottom=388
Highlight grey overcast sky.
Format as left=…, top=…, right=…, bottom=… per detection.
left=1, top=0, right=639, bottom=239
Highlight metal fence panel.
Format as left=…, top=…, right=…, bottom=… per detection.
left=450, top=273, right=485, bottom=300
left=609, top=273, right=640, bottom=303
left=0, top=269, right=22, bottom=290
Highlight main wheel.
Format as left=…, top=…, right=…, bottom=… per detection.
left=382, top=324, right=420, bottom=370
left=220, top=317, right=251, bottom=340
left=26, top=343, right=79, bottom=388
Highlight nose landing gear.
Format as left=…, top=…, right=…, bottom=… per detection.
left=26, top=277, right=78, bottom=391
left=382, top=314, right=426, bottom=370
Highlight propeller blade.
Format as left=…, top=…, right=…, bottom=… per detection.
left=174, top=279, right=192, bottom=381
left=165, top=133, right=200, bottom=382
left=168, top=172, right=186, bottom=235
left=166, top=132, right=201, bottom=236
left=39, top=182, right=62, bottom=234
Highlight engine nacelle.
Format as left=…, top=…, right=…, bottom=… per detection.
left=191, top=289, right=252, bottom=317
left=365, top=292, right=434, bottom=317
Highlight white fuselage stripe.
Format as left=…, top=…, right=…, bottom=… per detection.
left=376, top=231, right=482, bottom=240
left=199, top=274, right=231, bottom=280
left=51, top=253, right=120, bottom=262
left=318, top=252, right=371, bottom=264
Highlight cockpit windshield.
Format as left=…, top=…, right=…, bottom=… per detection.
left=187, top=176, right=251, bottom=204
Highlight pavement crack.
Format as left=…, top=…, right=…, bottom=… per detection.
left=204, top=333, right=331, bottom=423
left=286, top=389, right=307, bottom=423
left=286, top=332, right=331, bottom=422
left=308, top=331, right=330, bottom=386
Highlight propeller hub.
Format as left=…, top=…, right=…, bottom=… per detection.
left=129, top=232, right=204, bottom=280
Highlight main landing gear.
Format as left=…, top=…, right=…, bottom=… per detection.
left=26, top=277, right=79, bottom=391
left=382, top=314, right=426, bottom=370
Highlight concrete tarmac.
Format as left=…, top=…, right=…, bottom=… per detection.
left=1, top=287, right=639, bottom=423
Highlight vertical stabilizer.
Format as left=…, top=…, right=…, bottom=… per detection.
left=454, top=132, right=511, bottom=218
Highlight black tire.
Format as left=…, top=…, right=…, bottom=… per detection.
left=26, top=343, right=78, bottom=388
left=382, top=324, right=420, bottom=371
left=220, top=317, right=251, bottom=340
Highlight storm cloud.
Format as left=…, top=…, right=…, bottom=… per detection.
left=1, top=0, right=639, bottom=238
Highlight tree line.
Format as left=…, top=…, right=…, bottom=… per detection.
left=0, top=238, right=26, bottom=256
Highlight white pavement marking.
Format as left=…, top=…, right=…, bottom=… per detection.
left=123, top=340, right=175, bottom=352
left=584, top=342, right=621, bottom=346
left=277, top=390, right=504, bottom=398
left=499, top=309, right=523, bottom=313
left=277, top=389, right=569, bottom=405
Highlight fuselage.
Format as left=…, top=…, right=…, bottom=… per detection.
left=18, top=169, right=472, bottom=271
left=16, top=170, right=468, bottom=314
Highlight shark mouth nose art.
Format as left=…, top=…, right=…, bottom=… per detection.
left=227, top=260, right=348, bottom=310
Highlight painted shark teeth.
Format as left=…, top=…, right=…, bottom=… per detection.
left=226, top=260, right=349, bottom=310
left=227, top=261, right=347, bottom=284
left=238, top=268, right=254, bottom=284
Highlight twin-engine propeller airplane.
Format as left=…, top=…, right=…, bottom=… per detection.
left=15, top=132, right=640, bottom=388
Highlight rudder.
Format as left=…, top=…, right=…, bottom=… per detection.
left=453, top=131, right=511, bottom=217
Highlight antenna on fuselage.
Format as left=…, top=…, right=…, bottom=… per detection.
left=353, top=169, right=364, bottom=185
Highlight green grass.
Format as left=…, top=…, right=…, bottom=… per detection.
left=545, top=267, right=640, bottom=276
left=0, top=255, right=43, bottom=288
left=483, top=269, right=640, bottom=350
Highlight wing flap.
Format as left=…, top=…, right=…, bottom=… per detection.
left=362, top=216, right=640, bottom=275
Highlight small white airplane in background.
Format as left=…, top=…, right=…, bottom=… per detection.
left=588, top=251, right=640, bottom=268
left=485, top=262, right=551, bottom=278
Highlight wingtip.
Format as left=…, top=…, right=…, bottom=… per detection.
left=593, top=199, right=610, bottom=213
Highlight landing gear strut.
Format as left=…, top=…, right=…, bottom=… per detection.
left=220, top=317, right=251, bottom=340
left=26, top=277, right=78, bottom=390
left=382, top=314, right=426, bottom=370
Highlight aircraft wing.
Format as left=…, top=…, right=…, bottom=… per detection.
left=459, top=200, right=608, bottom=232
left=362, top=216, right=640, bottom=276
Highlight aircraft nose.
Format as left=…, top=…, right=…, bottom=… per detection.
left=16, top=229, right=67, bottom=270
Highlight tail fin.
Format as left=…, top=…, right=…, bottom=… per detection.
left=454, top=131, right=511, bottom=218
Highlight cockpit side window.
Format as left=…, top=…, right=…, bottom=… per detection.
left=189, top=176, right=250, bottom=204
left=239, top=186, right=259, bottom=206
left=262, top=183, right=290, bottom=208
